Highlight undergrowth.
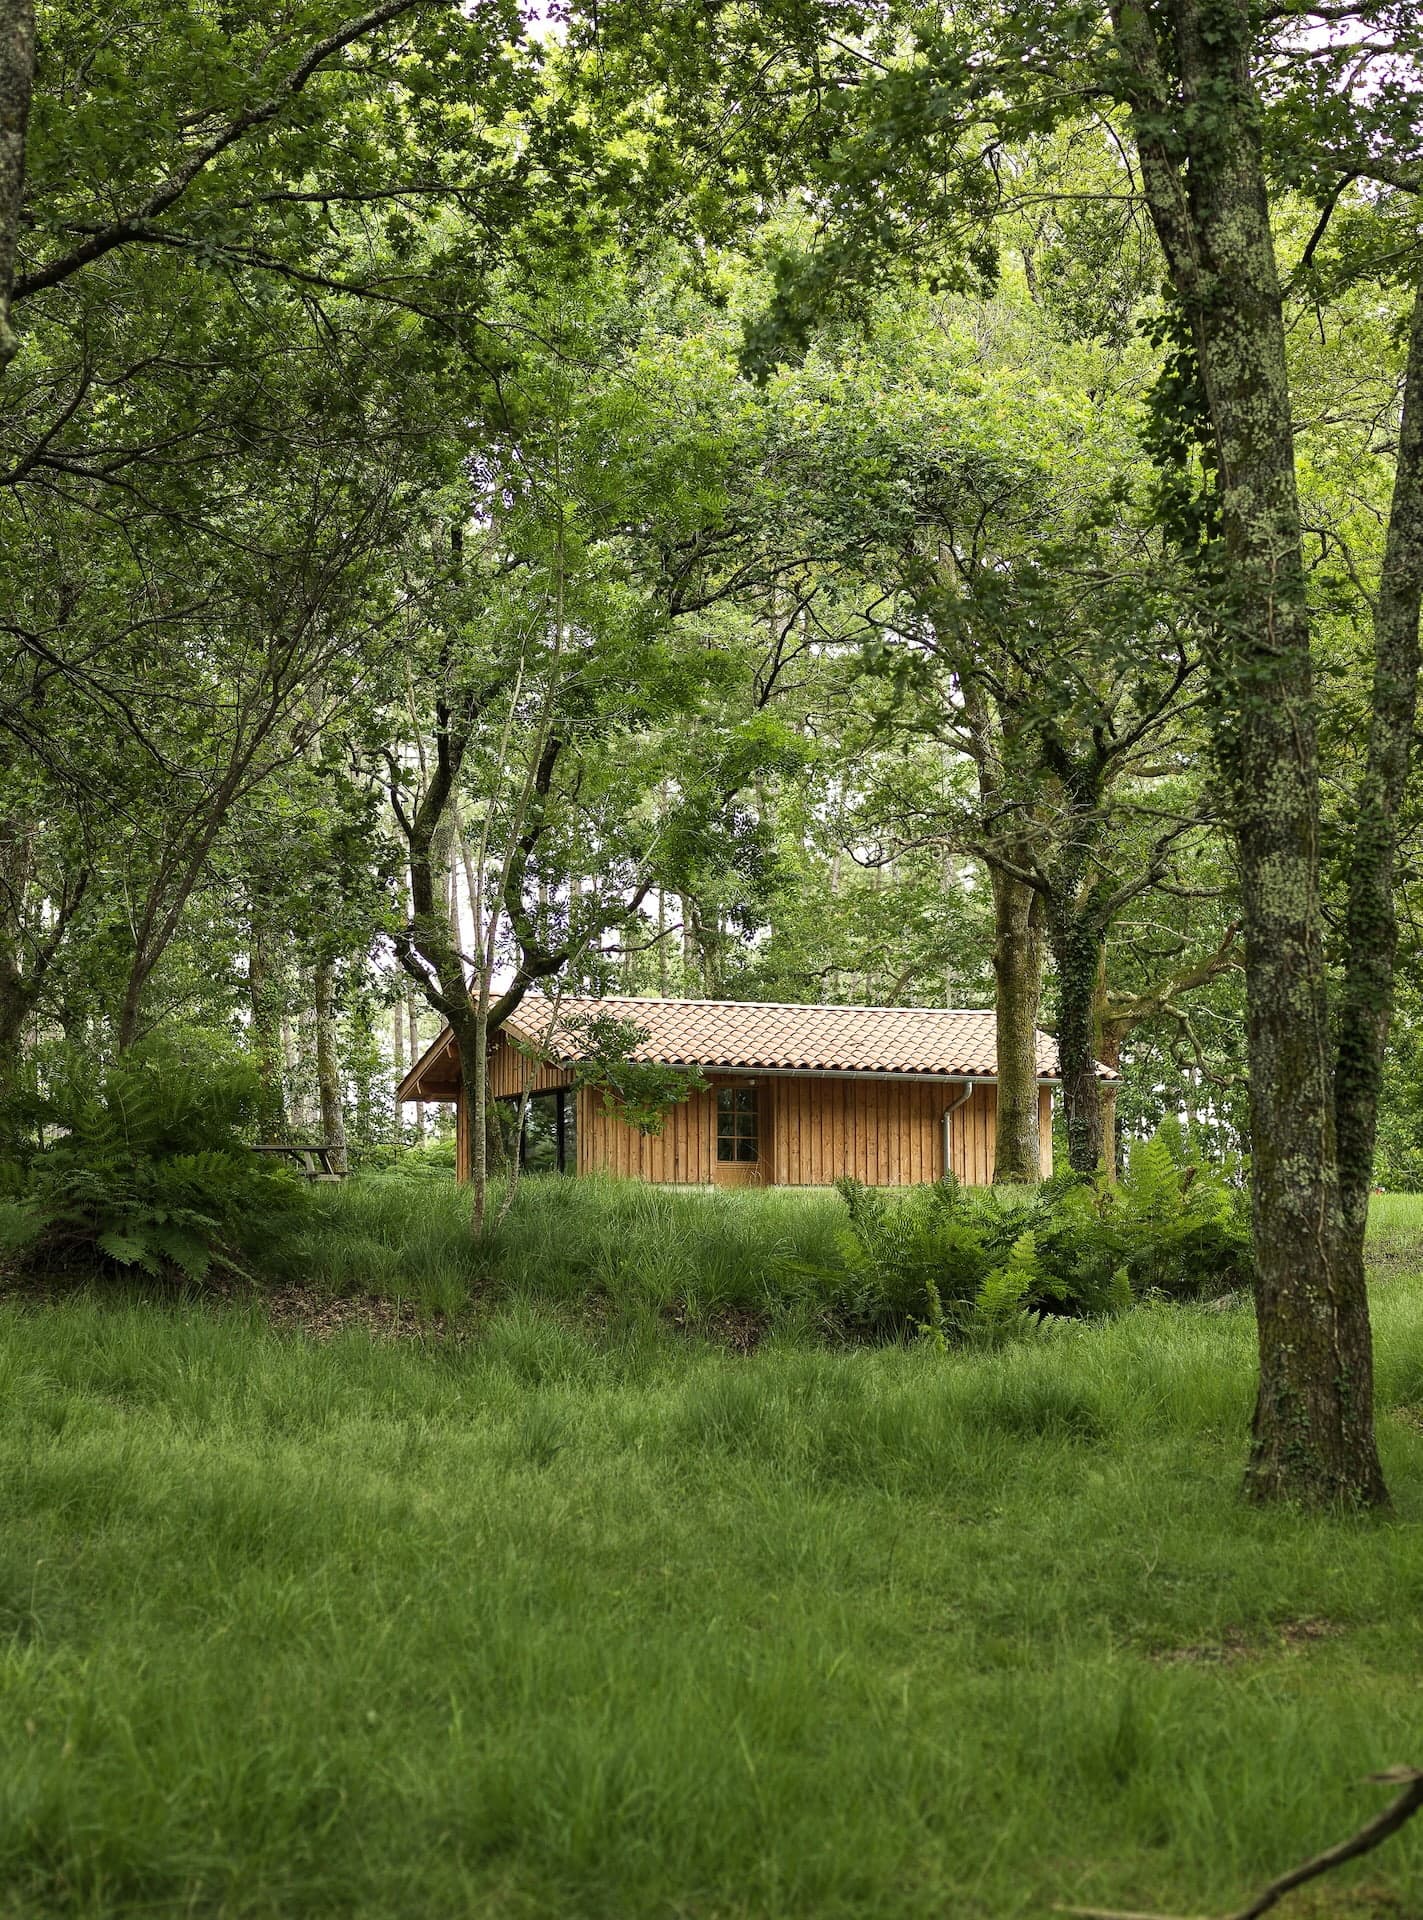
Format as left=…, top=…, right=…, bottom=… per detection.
left=251, top=1124, right=1251, bottom=1342
left=0, top=1278, right=1420, bottom=1919
left=0, top=1040, right=303, bottom=1282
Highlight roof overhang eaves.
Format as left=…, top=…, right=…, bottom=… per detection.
left=396, top=1028, right=458, bottom=1103
left=396, top=1013, right=1117, bottom=1095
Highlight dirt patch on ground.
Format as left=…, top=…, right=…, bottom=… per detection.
left=1, top=1265, right=774, bottom=1352
left=1389, top=1403, right=1423, bottom=1434
left=1152, top=1616, right=1345, bottom=1667
left=254, top=1283, right=458, bottom=1342
left=0, top=1264, right=462, bottom=1342
left=663, top=1301, right=768, bottom=1354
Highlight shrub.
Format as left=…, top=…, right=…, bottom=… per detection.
left=0, top=1039, right=305, bottom=1283
left=809, top=1124, right=1251, bottom=1343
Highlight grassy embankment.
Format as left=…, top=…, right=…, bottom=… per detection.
left=1, top=1185, right=1421, bottom=1918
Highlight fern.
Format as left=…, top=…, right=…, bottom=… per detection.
left=814, top=1125, right=1247, bottom=1344
left=7, top=1037, right=304, bottom=1283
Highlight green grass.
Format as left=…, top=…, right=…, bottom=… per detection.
left=1365, top=1190, right=1423, bottom=1270
left=2, top=1201, right=1423, bottom=1919
left=263, top=1172, right=852, bottom=1325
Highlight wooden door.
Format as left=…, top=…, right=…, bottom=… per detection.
left=712, top=1082, right=769, bottom=1187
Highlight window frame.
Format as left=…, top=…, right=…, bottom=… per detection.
left=499, top=1088, right=576, bottom=1174
left=715, top=1085, right=760, bottom=1164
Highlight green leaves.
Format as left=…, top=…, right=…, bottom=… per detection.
left=556, top=1013, right=707, bottom=1136
left=4, top=1037, right=303, bottom=1282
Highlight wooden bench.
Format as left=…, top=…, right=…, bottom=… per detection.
left=249, top=1144, right=346, bottom=1181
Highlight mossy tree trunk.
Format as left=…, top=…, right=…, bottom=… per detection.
left=0, top=0, right=33, bottom=372
left=1110, top=0, right=1401, bottom=1506
left=989, top=867, right=1044, bottom=1183
left=1333, top=283, right=1423, bottom=1266
left=1045, top=875, right=1109, bottom=1178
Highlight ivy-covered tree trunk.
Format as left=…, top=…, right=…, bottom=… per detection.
left=1112, top=0, right=1388, bottom=1505
left=989, top=867, right=1043, bottom=1182
left=1045, top=886, right=1105, bottom=1176
left=0, top=972, right=30, bottom=1104
left=0, top=0, right=34, bottom=371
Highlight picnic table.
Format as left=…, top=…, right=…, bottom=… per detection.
left=249, top=1143, right=346, bottom=1180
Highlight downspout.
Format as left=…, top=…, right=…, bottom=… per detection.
left=941, top=1081, right=976, bottom=1183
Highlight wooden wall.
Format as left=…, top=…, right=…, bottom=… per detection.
left=941, top=1083, right=992, bottom=1187
left=487, top=1033, right=574, bottom=1099
left=571, top=1074, right=1052, bottom=1188
left=576, top=1083, right=720, bottom=1183
left=768, top=1075, right=948, bottom=1186
left=455, top=1091, right=471, bottom=1184
left=456, top=1057, right=1056, bottom=1188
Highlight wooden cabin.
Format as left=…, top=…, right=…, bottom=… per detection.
left=397, top=996, right=1109, bottom=1188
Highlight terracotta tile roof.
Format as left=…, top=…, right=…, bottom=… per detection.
left=494, top=995, right=1113, bottom=1081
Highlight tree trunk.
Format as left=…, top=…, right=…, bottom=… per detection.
left=406, top=989, right=425, bottom=1140
left=1094, top=1019, right=1121, bottom=1183
left=248, top=912, right=286, bottom=1139
left=1048, top=889, right=1104, bottom=1176
left=467, top=1002, right=489, bottom=1233
left=314, top=959, right=348, bottom=1174
left=391, top=996, right=406, bottom=1088
left=989, top=867, right=1043, bottom=1183
left=1333, top=281, right=1423, bottom=1254
left=0, top=974, right=32, bottom=1106
left=0, top=0, right=34, bottom=371
left=1116, top=0, right=1387, bottom=1505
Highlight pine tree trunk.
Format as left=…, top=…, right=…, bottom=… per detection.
left=989, top=868, right=1043, bottom=1183
left=314, top=959, right=348, bottom=1175
left=280, top=1015, right=300, bottom=1127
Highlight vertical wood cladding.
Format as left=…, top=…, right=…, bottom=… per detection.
left=455, top=1088, right=472, bottom=1184
left=575, top=1081, right=718, bottom=1182
left=457, top=1043, right=1054, bottom=1187
left=569, top=1073, right=1040, bottom=1187
left=486, top=1032, right=575, bottom=1098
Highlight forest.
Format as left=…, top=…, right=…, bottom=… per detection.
left=1, top=1, right=1422, bottom=1915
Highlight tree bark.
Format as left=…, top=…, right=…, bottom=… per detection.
left=1113, top=0, right=1387, bottom=1504
left=989, top=866, right=1043, bottom=1182
left=1333, top=282, right=1423, bottom=1253
left=0, top=0, right=34, bottom=371
left=314, top=958, right=348, bottom=1174
left=1046, top=884, right=1106, bottom=1176
left=406, top=989, right=425, bottom=1140
left=1094, top=1014, right=1121, bottom=1183
left=247, top=910, right=286, bottom=1139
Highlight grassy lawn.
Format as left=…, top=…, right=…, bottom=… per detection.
left=1, top=1191, right=1421, bottom=1917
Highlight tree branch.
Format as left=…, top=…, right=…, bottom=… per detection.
left=1057, top=1765, right=1423, bottom=1920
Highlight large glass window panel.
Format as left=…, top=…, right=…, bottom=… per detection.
left=522, top=1093, right=559, bottom=1172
